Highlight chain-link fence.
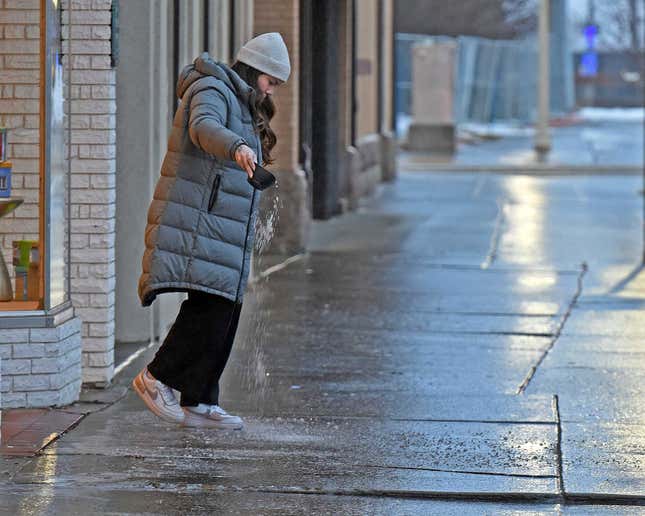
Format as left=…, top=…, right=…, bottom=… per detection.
left=395, top=33, right=539, bottom=131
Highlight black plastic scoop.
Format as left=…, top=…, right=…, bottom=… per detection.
left=247, top=163, right=276, bottom=191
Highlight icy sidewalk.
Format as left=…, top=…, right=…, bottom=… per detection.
left=1, top=170, right=643, bottom=514
left=399, top=108, right=645, bottom=171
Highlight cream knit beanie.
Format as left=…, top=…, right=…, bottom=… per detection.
left=235, top=32, right=291, bottom=82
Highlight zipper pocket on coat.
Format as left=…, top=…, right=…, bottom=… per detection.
left=207, top=174, right=222, bottom=212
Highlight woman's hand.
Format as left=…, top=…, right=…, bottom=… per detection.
left=234, top=144, right=257, bottom=178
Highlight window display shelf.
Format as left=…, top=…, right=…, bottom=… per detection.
left=0, top=300, right=41, bottom=311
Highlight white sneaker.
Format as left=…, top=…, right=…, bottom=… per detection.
left=182, top=403, right=244, bottom=429
left=132, top=367, right=185, bottom=424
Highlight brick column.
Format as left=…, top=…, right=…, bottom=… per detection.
left=253, top=0, right=299, bottom=172
left=252, top=0, right=310, bottom=257
left=63, top=0, right=116, bottom=386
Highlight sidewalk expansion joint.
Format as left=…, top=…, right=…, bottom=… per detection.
left=388, top=418, right=556, bottom=425
left=552, top=395, right=565, bottom=496
left=516, top=262, right=588, bottom=395
left=235, top=487, right=645, bottom=507
left=369, top=262, right=580, bottom=274
left=427, top=311, right=560, bottom=317
left=355, top=463, right=558, bottom=479
left=236, top=487, right=563, bottom=504
left=481, top=197, right=506, bottom=269
left=273, top=324, right=557, bottom=338
left=32, top=386, right=130, bottom=459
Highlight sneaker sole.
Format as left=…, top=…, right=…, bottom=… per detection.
left=181, top=411, right=243, bottom=430
left=132, top=372, right=184, bottom=424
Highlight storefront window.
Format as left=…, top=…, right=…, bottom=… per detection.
left=0, top=0, right=70, bottom=313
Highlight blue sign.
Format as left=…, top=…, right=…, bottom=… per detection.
left=580, top=24, right=599, bottom=77
left=584, top=24, right=599, bottom=47
left=0, top=164, right=11, bottom=198
left=579, top=51, right=599, bottom=77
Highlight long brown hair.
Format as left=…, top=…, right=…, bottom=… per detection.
left=231, top=61, right=277, bottom=166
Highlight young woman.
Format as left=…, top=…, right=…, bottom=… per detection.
left=133, top=33, right=290, bottom=429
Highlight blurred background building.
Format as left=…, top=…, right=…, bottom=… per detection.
left=395, top=0, right=644, bottom=170
left=395, top=0, right=644, bottom=129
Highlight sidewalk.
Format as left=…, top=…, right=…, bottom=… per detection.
left=399, top=111, right=645, bottom=172
left=1, top=166, right=644, bottom=514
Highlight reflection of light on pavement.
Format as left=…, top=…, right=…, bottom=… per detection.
left=598, top=264, right=645, bottom=300
left=502, top=176, right=547, bottom=266
left=499, top=149, right=536, bottom=166
left=516, top=274, right=557, bottom=292
left=501, top=176, right=557, bottom=342
left=18, top=441, right=58, bottom=515
left=519, top=301, right=560, bottom=314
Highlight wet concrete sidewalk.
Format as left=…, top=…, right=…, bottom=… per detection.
left=1, top=169, right=644, bottom=514
left=399, top=115, right=645, bottom=172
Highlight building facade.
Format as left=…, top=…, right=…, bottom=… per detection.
left=0, top=0, right=395, bottom=409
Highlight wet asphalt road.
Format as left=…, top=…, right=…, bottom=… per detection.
left=1, top=169, right=644, bottom=514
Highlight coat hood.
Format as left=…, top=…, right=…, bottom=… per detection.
left=176, top=53, right=254, bottom=103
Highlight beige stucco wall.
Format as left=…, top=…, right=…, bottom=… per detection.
left=381, top=0, right=394, bottom=132
left=355, top=0, right=379, bottom=139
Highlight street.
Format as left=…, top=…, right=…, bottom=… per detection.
left=1, top=167, right=644, bottom=514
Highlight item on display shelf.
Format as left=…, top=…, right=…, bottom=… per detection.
left=0, top=161, right=10, bottom=198
left=12, top=240, right=40, bottom=302
left=1, top=127, right=11, bottom=198
left=0, top=197, right=23, bottom=301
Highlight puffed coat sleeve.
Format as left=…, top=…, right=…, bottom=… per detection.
left=188, top=84, right=248, bottom=161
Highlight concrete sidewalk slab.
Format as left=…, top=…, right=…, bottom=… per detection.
left=0, top=486, right=568, bottom=516
left=561, top=422, right=645, bottom=498
left=0, top=409, right=83, bottom=457
left=560, top=308, right=645, bottom=337
left=9, top=387, right=559, bottom=498
left=220, top=391, right=557, bottom=423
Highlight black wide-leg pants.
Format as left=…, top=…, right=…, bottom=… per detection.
left=147, top=290, right=242, bottom=407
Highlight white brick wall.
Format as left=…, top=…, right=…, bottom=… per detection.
left=62, top=0, right=116, bottom=385
left=0, top=308, right=82, bottom=409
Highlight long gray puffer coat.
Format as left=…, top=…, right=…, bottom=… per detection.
left=138, top=53, right=262, bottom=307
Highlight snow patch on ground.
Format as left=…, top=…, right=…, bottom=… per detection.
left=397, top=115, right=535, bottom=139
left=459, top=122, right=535, bottom=138
left=577, top=107, right=645, bottom=122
